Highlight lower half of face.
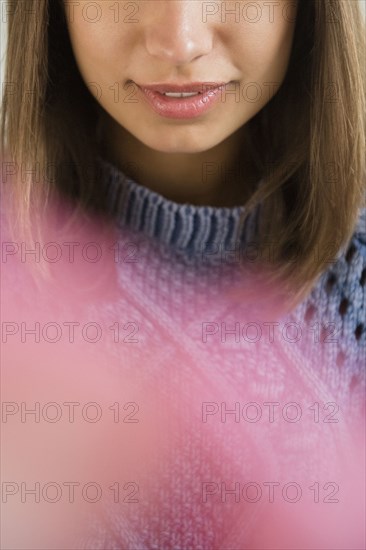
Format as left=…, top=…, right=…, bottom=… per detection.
left=64, top=0, right=298, bottom=154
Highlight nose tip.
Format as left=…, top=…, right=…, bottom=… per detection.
left=145, top=35, right=212, bottom=65
left=143, top=4, right=213, bottom=65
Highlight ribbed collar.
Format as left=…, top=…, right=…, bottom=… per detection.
left=97, top=156, right=261, bottom=257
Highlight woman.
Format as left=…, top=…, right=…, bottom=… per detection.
left=1, top=1, right=365, bottom=548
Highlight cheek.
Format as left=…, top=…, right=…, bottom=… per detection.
left=65, top=7, right=133, bottom=82
left=228, top=7, right=297, bottom=82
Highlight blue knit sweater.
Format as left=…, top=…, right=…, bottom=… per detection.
left=99, top=156, right=366, bottom=377
left=76, top=158, right=366, bottom=549
left=1, top=156, right=365, bottom=549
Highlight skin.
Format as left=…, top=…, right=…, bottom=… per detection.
left=63, top=0, right=298, bottom=206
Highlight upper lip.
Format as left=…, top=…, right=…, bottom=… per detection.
left=135, top=82, right=228, bottom=93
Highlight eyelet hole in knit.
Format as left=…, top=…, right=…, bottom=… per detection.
left=320, top=326, right=329, bottom=343
left=350, top=374, right=359, bottom=392
left=339, top=297, right=349, bottom=316
left=360, top=268, right=366, bottom=287
left=345, top=244, right=356, bottom=263
left=326, top=272, right=337, bottom=295
left=355, top=323, right=364, bottom=341
left=305, top=304, right=316, bottom=322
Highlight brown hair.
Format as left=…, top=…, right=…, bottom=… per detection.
left=1, top=0, right=365, bottom=306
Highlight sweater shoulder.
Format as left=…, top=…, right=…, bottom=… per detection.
left=353, top=206, right=366, bottom=240
left=293, top=208, right=366, bottom=369
left=310, top=206, right=366, bottom=322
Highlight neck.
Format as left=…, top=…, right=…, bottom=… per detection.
left=98, top=114, right=260, bottom=207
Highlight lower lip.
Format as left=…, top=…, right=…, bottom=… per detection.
left=136, top=85, right=226, bottom=119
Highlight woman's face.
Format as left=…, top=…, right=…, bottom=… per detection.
left=64, top=0, right=298, bottom=154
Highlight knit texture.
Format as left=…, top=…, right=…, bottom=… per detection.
left=1, top=157, right=365, bottom=549
left=99, top=155, right=366, bottom=373
left=75, top=158, right=366, bottom=549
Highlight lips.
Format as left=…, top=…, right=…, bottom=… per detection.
left=134, top=81, right=229, bottom=119
left=136, top=82, right=227, bottom=94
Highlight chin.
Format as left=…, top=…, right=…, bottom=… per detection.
left=135, top=129, right=224, bottom=155
left=148, top=144, right=214, bottom=154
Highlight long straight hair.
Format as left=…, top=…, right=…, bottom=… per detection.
left=1, top=0, right=365, bottom=305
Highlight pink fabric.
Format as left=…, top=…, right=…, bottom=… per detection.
left=1, top=181, right=365, bottom=549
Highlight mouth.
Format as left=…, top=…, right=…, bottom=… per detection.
left=159, top=91, right=202, bottom=98
left=136, top=82, right=228, bottom=95
left=133, top=81, right=231, bottom=119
